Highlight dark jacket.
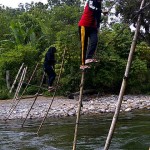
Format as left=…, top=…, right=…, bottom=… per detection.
left=44, top=47, right=56, bottom=67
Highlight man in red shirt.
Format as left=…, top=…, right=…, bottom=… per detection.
left=78, top=0, right=106, bottom=70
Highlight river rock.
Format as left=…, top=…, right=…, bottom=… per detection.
left=0, top=95, right=150, bottom=119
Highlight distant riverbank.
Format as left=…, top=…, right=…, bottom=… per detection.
left=0, top=95, right=150, bottom=120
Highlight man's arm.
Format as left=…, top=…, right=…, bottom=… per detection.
left=88, top=0, right=100, bottom=10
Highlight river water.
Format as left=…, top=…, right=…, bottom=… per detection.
left=0, top=110, right=149, bottom=150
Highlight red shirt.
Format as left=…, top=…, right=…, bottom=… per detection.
left=78, top=4, right=96, bottom=28
left=78, top=0, right=101, bottom=28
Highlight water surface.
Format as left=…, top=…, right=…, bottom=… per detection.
left=0, top=110, right=149, bottom=150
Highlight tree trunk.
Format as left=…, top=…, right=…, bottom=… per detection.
left=6, top=70, right=10, bottom=89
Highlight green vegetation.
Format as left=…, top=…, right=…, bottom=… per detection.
left=0, top=0, right=150, bottom=99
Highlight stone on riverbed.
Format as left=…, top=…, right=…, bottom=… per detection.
left=0, top=95, right=150, bottom=120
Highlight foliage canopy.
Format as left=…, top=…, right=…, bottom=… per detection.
left=0, top=0, right=150, bottom=99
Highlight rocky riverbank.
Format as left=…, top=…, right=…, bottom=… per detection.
left=0, top=95, right=150, bottom=120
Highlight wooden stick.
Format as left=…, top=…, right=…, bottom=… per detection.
left=21, top=95, right=38, bottom=99
left=36, top=47, right=66, bottom=134
left=104, top=1, right=145, bottom=149
left=6, top=70, right=10, bottom=89
left=15, top=67, right=27, bottom=99
left=22, top=82, right=48, bottom=90
left=5, top=63, right=39, bottom=120
left=10, top=67, right=26, bottom=106
left=72, top=71, right=85, bottom=150
left=21, top=72, right=45, bottom=127
left=21, top=63, right=39, bottom=96
left=5, top=67, right=27, bottom=121
left=9, top=63, right=24, bottom=93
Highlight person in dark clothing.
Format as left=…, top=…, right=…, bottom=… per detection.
left=78, top=0, right=107, bottom=70
left=44, top=47, right=56, bottom=91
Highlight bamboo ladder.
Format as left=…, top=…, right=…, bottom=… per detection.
left=36, top=47, right=67, bottom=134
left=5, top=63, right=39, bottom=121
left=9, top=63, right=24, bottom=94
left=5, top=46, right=66, bottom=127
left=5, top=66, right=27, bottom=121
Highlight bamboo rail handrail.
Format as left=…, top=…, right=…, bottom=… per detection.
left=9, top=63, right=24, bottom=93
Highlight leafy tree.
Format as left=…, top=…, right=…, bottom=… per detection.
left=0, top=7, right=21, bottom=53
left=48, top=0, right=81, bottom=8
left=1, top=0, right=150, bottom=97
left=116, top=0, right=150, bottom=45
left=80, top=23, right=150, bottom=94
left=40, top=3, right=81, bottom=93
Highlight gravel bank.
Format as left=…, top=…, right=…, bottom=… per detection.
left=0, top=95, right=150, bottom=120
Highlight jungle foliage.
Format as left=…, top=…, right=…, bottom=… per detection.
left=0, top=0, right=150, bottom=99
left=116, top=0, right=150, bottom=45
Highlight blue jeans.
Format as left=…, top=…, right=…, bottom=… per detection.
left=79, top=26, right=98, bottom=65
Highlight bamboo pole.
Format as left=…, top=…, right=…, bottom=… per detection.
left=36, top=47, right=66, bottom=134
left=6, top=70, right=10, bottom=89
left=5, top=63, right=39, bottom=120
left=104, top=1, right=145, bottom=150
left=22, top=82, right=48, bottom=90
left=21, top=72, right=45, bottom=127
left=72, top=71, right=85, bottom=150
left=10, top=67, right=26, bottom=106
left=5, top=67, right=28, bottom=120
left=5, top=67, right=27, bottom=121
left=5, top=63, right=39, bottom=119
left=9, top=63, right=24, bottom=93
left=21, top=63, right=39, bottom=96
left=15, top=67, right=27, bottom=99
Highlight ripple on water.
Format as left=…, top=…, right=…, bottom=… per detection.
left=0, top=110, right=149, bottom=150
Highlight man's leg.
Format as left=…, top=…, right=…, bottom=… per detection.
left=79, top=26, right=90, bottom=69
left=48, top=67, right=56, bottom=87
left=45, top=66, right=56, bottom=87
left=86, top=28, right=98, bottom=60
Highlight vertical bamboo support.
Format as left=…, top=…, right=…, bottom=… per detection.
left=6, top=70, right=10, bottom=89
left=9, top=63, right=24, bottom=93
left=104, top=1, right=145, bottom=150
left=36, top=47, right=66, bottom=134
left=72, top=71, right=85, bottom=150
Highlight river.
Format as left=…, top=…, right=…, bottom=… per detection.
left=0, top=110, right=149, bottom=150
